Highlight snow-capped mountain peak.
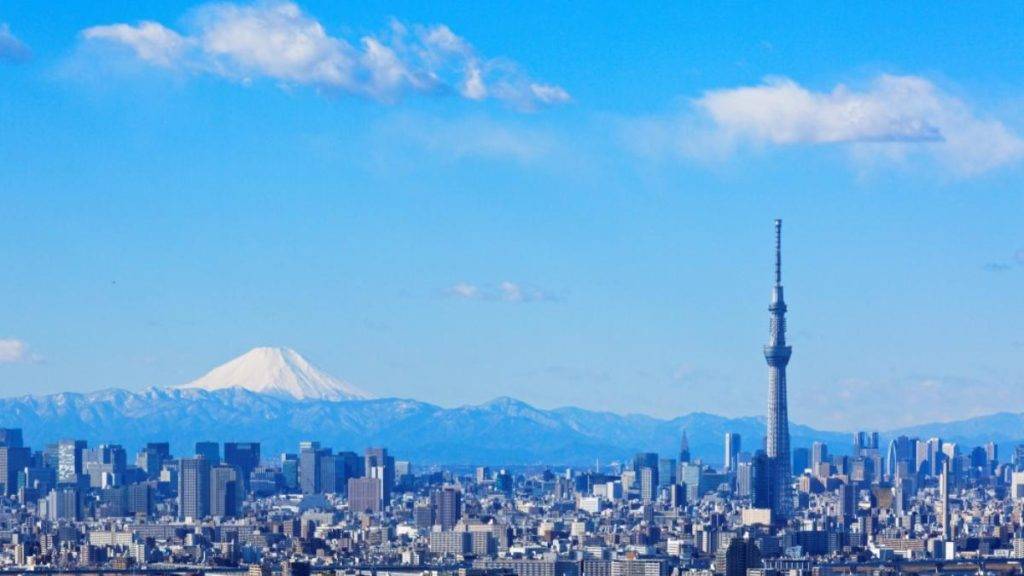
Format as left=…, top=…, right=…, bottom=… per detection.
left=176, top=347, right=371, bottom=401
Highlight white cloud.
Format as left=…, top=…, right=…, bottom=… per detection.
left=697, top=76, right=944, bottom=144
left=80, top=1, right=569, bottom=109
left=0, top=23, right=31, bottom=63
left=193, top=2, right=353, bottom=86
left=0, top=339, right=38, bottom=364
left=446, top=281, right=554, bottom=303
left=448, top=282, right=480, bottom=299
left=82, top=22, right=189, bottom=68
left=530, top=83, right=571, bottom=105
left=628, top=75, right=1024, bottom=177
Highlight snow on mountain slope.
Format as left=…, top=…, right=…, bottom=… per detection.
left=176, top=347, right=371, bottom=401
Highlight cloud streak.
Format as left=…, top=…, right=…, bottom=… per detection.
left=801, top=374, right=1022, bottom=430
left=0, top=339, right=39, bottom=364
left=447, top=281, right=555, bottom=303
left=0, top=23, right=31, bottom=63
left=627, top=75, right=1024, bottom=177
left=983, top=249, right=1024, bottom=272
left=80, top=1, right=569, bottom=110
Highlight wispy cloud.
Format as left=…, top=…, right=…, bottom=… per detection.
left=0, top=23, right=31, bottom=63
left=446, top=281, right=556, bottom=303
left=625, top=75, right=1024, bottom=177
left=79, top=1, right=569, bottom=110
left=983, top=249, right=1024, bottom=272
left=796, top=374, right=1022, bottom=430
left=0, top=339, right=41, bottom=364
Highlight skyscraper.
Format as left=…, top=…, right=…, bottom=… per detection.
left=223, top=442, right=260, bottom=492
left=0, top=429, right=24, bottom=448
left=724, top=433, right=741, bottom=472
left=886, top=436, right=917, bottom=478
left=431, top=485, right=463, bottom=530
left=811, top=442, right=829, bottom=470
left=299, top=441, right=322, bottom=494
left=195, top=441, right=220, bottom=465
left=764, top=219, right=793, bottom=521
left=178, top=456, right=211, bottom=521
left=939, top=460, right=951, bottom=540
left=679, top=431, right=691, bottom=464
left=348, top=476, right=383, bottom=514
left=0, top=446, right=29, bottom=495
left=210, top=464, right=241, bottom=518
left=365, top=447, right=394, bottom=504
left=57, top=440, right=87, bottom=485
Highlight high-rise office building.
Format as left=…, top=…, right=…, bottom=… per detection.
left=1012, top=445, right=1024, bottom=471
left=792, top=447, right=809, bottom=474
left=639, top=467, right=657, bottom=503
left=299, top=441, right=322, bottom=494
left=364, top=447, right=394, bottom=504
left=715, top=535, right=762, bottom=576
left=887, top=436, right=917, bottom=478
left=178, top=456, right=211, bottom=521
left=431, top=485, right=463, bottom=529
left=136, top=443, right=170, bottom=478
left=811, top=442, right=829, bottom=470
left=985, top=442, right=998, bottom=471
left=44, top=487, right=81, bottom=521
left=632, top=452, right=659, bottom=475
left=195, top=441, right=220, bottom=465
left=724, top=433, right=741, bottom=472
left=658, top=458, right=677, bottom=487
left=319, top=451, right=359, bottom=494
left=837, top=482, right=856, bottom=523
left=0, top=429, right=23, bottom=448
left=82, top=444, right=127, bottom=488
left=750, top=449, right=770, bottom=509
left=334, top=451, right=362, bottom=494
left=281, top=454, right=299, bottom=491
left=764, top=219, right=793, bottom=521
left=57, top=440, right=87, bottom=485
left=223, top=442, right=260, bottom=492
left=0, top=446, right=29, bottom=495
left=210, top=464, right=241, bottom=518
left=939, top=460, right=951, bottom=540
left=348, top=476, right=383, bottom=514
left=679, top=431, right=691, bottom=464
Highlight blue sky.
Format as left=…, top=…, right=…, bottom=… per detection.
left=1, top=1, right=1023, bottom=430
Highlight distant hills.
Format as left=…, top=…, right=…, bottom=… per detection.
left=0, top=347, right=1019, bottom=465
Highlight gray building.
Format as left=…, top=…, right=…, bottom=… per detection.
left=178, top=456, right=211, bottom=521
left=348, top=476, right=382, bottom=514
left=211, top=464, right=242, bottom=518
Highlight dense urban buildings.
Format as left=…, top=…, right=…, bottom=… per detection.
left=0, top=223, right=1021, bottom=576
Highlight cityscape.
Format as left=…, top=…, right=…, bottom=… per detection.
left=0, top=222, right=1019, bottom=576
left=3, top=2, right=1024, bottom=576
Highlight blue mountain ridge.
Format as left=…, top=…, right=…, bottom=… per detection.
left=0, top=388, right=1017, bottom=466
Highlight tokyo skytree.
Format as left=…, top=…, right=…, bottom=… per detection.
left=764, top=219, right=793, bottom=521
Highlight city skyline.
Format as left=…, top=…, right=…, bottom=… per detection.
left=2, top=2, right=1024, bottom=431
left=3, top=2, right=1024, bottom=573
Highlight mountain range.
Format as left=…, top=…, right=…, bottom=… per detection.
left=0, top=347, right=1020, bottom=465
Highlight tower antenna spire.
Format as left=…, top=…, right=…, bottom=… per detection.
left=774, top=219, right=782, bottom=286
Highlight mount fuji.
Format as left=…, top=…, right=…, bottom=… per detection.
left=176, top=347, right=371, bottom=402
